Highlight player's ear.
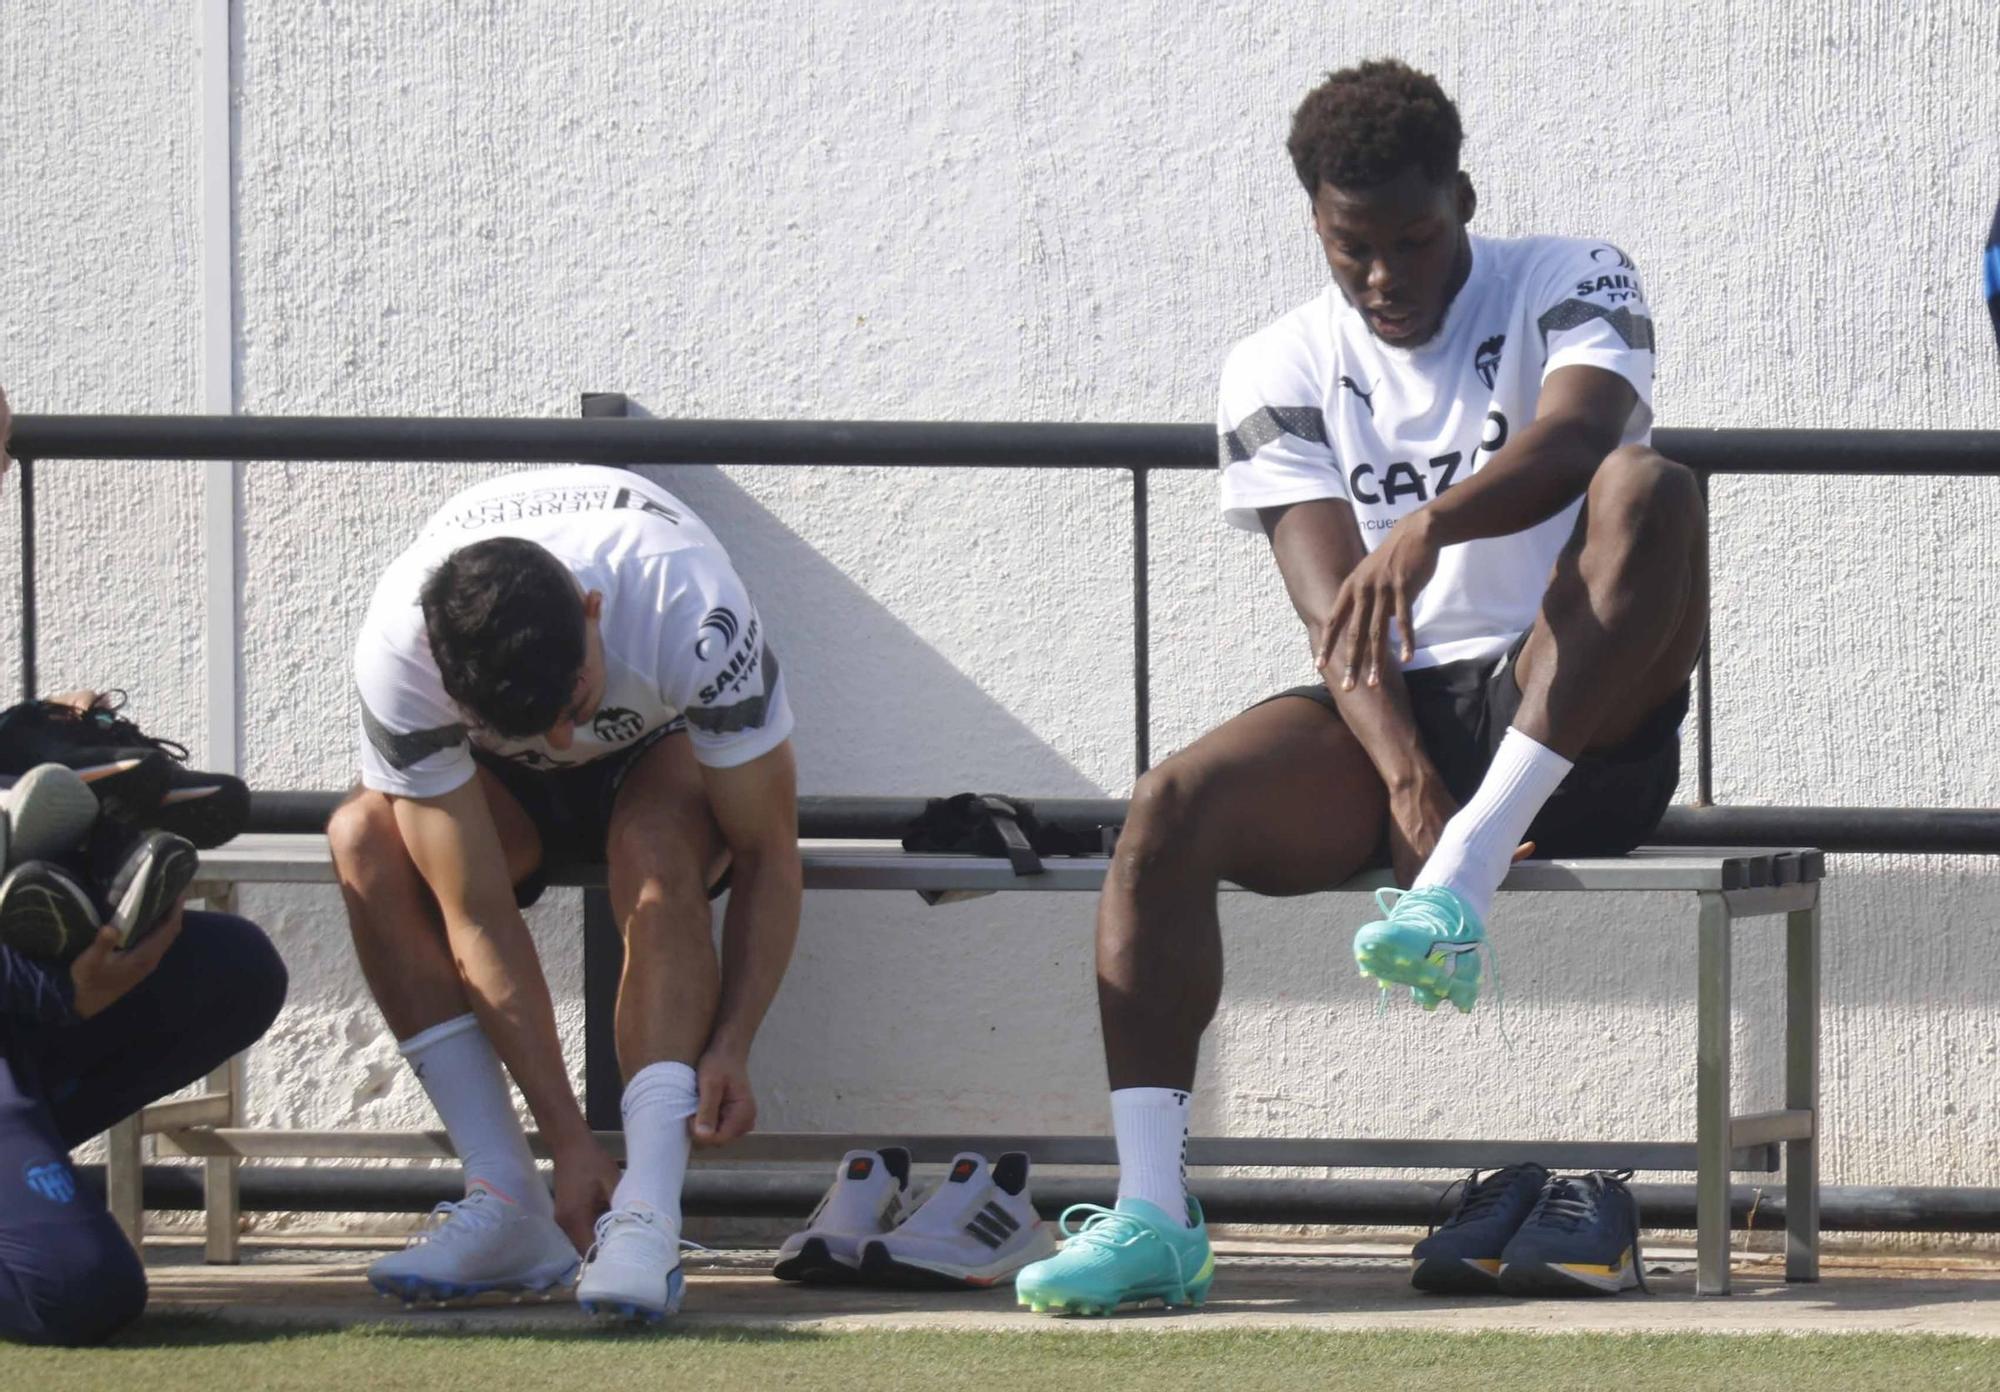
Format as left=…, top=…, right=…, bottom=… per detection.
left=1456, top=172, right=1477, bottom=226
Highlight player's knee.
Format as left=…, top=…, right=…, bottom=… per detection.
left=4, top=1217, right=147, bottom=1346
left=194, top=913, right=290, bottom=1047
left=327, top=792, right=402, bottom=882
left=609, top=814, right=713, bottom=914
left=1592, top=446, right=1702, bottom=542
left=1121, top=762, right=1212, bottom=869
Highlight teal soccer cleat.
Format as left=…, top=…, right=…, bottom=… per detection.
left=1014, top=1197, right=1214, bottom=1317
left=1353, top=885, right=1489, bottom=1013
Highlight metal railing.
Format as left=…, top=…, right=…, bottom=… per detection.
left=10, top=411, right=2000, bottom=850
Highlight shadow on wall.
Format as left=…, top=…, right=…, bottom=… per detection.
left=619, top=459, right=1105, bottom=799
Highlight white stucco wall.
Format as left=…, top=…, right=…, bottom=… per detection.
left=2, top=0, right=1997, bottom=1231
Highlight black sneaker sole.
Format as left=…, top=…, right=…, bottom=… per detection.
left=1496, top=1257, right=1640, bottom=1297
left=0, top=861, right=100, bottom=961
left=772, top=1237, right=866, bottom=1286
left=107, top=831, right=199, bottom=949
left=1411, top=1254, right=1504, bottom=1294
left=151, top=773, right=250, bottom=849
left=858, top=1242, right=993, bottom=1291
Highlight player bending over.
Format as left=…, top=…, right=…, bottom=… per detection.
left=1018, top=59, right=1703, bottom=1316
left=331, top=466, right=801, bottom=1323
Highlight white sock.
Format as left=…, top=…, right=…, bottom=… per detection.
left=1112, top=1087, right=1192, bottom=1224
left=401, top=1013, right=550, bottom=1217
left=1414, top=726, right=1573, bottom=922
left=611, top=1061, right=699, bottom=1232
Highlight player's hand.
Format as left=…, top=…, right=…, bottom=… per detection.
left=691, top=1045, right=757, bottom=1148
left=551, top=1134, right=620, bottom=1254
left=1319, top=510, right=1441, bottom=690
left=69, top=897, right=185, bottom=1019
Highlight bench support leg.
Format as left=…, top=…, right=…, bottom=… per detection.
left=1785, top=891, right=1821, bottom=1283
left=106, top=1114, right=144, bottom=1249
left=1695, top=890, right=1732, bottom=1296
left=204, top=1051, right=244, bottom=1263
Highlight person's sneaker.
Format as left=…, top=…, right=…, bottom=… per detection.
left=3, top=764, right=100, bottom=867
left=0, top=861, right=99, bottom=961
left=1015, top=1196, right=1214, bottom=1317
left=0, top=695, right=248, bottom=846
left=97, top=827, right=199, bottom=950
left=860, top=1151, right=1058, bottom=1290
left=1353, top=885, right=1490, bottom=1012
left=773, top=1146, right=915, bottom=1284
left=1410, top=1162, right=1549, bottom=1293
left=366, top=1184, right=579, bottom=1305
left=576, top=1203, right=684, bottom=1323
left=1498, top=1170, right=1648, bottom=1296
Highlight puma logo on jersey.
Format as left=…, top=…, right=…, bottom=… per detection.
left=1338, top=375, right=1375, bottom=415
left=1474, top=334, right=1505, bottom=389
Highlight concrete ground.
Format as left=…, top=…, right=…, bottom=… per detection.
left=141, top=1238, right=2000, bottom=1337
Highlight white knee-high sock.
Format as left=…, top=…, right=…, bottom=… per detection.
left=401, top=1013, right=550, bottom=1216
left=611, top=1061, right=699, bottom=1232
left=1112, top=1087, right=1193, bottom=1225
left=1414, top=726, right=1573, bottom=922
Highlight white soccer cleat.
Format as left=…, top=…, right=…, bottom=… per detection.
left=575, top=1203, right=684, bottom=1323
left=859, top=1151, right=1057, bottom=1289
left=366, top=1184, right=578, bottom=1306
left=772, top=1146, right=915, bottom=1284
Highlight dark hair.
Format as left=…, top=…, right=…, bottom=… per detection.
left=420, top=538, right=585, bottom=738
left=1287, top=59, right=1463, bottom=195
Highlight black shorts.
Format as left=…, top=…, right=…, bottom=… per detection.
left=472, top=722, right=730, bottom=908
left=1260, top=633, right=1688, bottom=860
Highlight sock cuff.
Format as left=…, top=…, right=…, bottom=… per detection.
left=622, top=1060, right=700, bottom=1121
left=1498, top=725, right=1573, bottom=772
left=1111, top=1086, right=1192, bottom=1112
left=398, top=1013, right=483, bottom=1059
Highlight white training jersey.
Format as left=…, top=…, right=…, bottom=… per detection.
left=1217, top=233, right=1656, bottom=670
left=355, top=466, right=793, bottom=799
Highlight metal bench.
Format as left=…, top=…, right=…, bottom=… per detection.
left=122, top=833, right=1823, bottom=1297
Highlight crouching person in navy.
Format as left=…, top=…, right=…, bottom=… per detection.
left=1018, top=59, right=1702, bottom=1316
left=330, top=466, right=801, bottom=1323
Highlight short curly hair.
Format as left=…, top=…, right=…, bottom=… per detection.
left=1287, top=59, right=1464, bottom=195
left=421, top=537, right=585, bottom=739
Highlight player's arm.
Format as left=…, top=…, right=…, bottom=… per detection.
left=390, top=780, right=593, bottom=1154
left=1264, top=499, right=1458, bottom=885
left=1325, top=365, right=1637, bottom=690
left=691, top=740, right=802, bottom=1146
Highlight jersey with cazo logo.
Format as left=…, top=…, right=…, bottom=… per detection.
left=354, top=466, right=793, bottom=799
left=1217, top=234, right=1656, bottom=670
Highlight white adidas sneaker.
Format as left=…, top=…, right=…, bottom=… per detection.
left=576, top=1203, right=684, bottom=1323
left=773, top=1147, right=915, bottom=1284
left=366, top=1184, right=579, bottom=1305
left=860, top=1151, right=1056, bottom=1289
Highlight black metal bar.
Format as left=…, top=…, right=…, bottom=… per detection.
left=243, top=789, right=2000, bottom=855
left=1133, top=466, right=1150, bottom=777
left=17, top=458, right=34, bottom=701
left=75, top=1164, right=2000, bottom=1232
left=1695, top=468, right=1713, bottom=806
left=11, top=415, right=2000, bottom=476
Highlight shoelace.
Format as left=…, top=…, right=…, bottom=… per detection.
left=1055, top=1204, right=1190, bottom=1288
left=1370, top=887, right=1510, bottom=1046
left=407, top=1190, right=506, bottom=1250
left=582, top=1205, right=709, bottom=1265
left=1526, top=1170, right=1648, bottom=1291
left=1427, top=1163, right=1542, bottom=1236
left=82, top=692, right=190, bottom=762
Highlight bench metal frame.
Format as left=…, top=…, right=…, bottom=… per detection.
left=122, top=836, right=1823, bottom=1297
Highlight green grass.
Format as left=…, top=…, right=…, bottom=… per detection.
left=4, top=1324, right=1997, bottom=1392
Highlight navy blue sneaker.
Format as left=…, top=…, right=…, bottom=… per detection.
left=1410, top=1162, right=1548, bottom=1293
left=1498, top=1170, right=1647, bottom=1296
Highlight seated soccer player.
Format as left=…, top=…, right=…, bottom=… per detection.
left=1017, top=59, right=1703, bottom=1315
left=0, top=774, right=286, bottom=1346
left=330, top=465, right=801, bottom=1323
